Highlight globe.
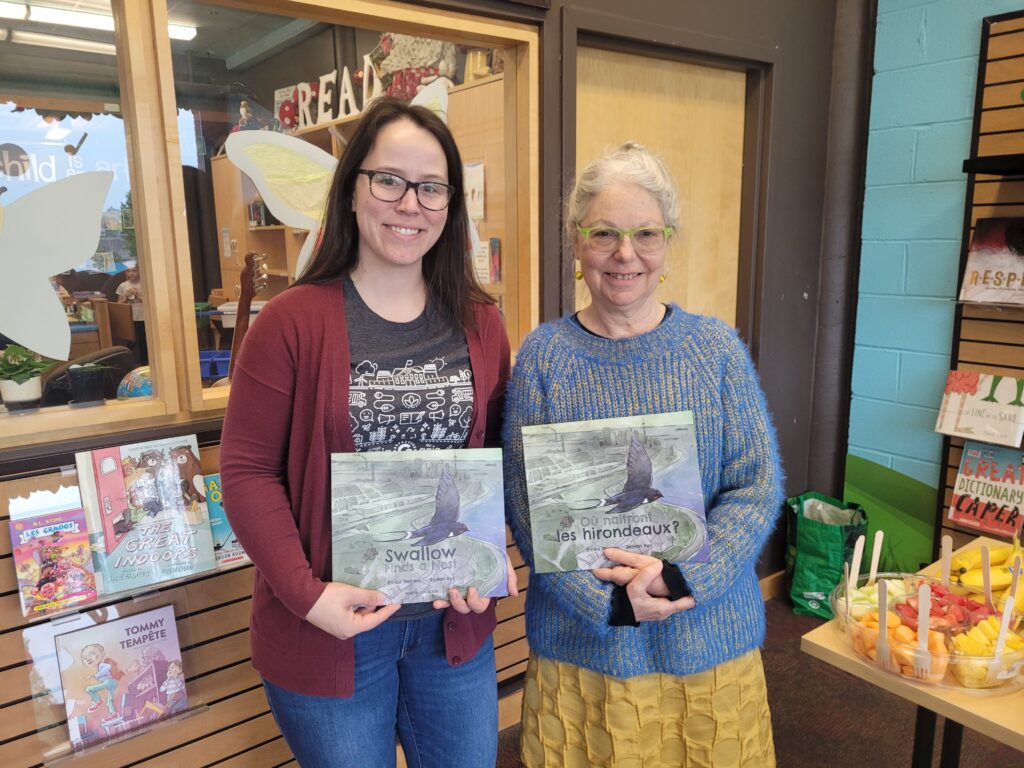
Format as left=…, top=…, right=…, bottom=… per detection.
left=117, top=366, right=153, bottom=399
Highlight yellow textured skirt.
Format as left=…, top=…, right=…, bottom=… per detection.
left=520, top=649, right=775, bottom=768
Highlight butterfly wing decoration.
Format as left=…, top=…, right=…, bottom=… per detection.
left=224, top=79, right=463, bottom=283
left=224, top=130, right=336, bottom=280
left=432, top=469, right=461, bottom=525
left=0, top=171, right=113, bottom=360
left=410, top=78, right=450, bottom=122
left=623, top=435, right=654, bottom=493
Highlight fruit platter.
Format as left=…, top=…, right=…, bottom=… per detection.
left=830, top=573, right=1002, bottom=633
left=832, top=573, right=1024, bottom=690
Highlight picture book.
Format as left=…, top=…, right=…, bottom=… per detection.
left=949, top=441, right=1023, bottom=539
left=935, top=370, right=1024, bottom=448
left=8, top=506, right=98, bottom=618
left=330, top=449, right=508, bottom=603
left=204, top=473, right=248, bottom=567
left=75, top=435, right=216, bottom=595
left=53, top=603, right=186, bottom=751
left=959, top=217, right=1024, bottom=305
left=521, top=411, right=709, bottom=574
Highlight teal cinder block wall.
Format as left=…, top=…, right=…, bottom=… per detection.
left=847, top=0, right=1024, bottom=559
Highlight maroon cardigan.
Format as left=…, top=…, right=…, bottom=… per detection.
left=220, top=280, right=511, bottom=697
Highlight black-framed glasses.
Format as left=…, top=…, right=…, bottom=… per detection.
left=357, top=169, right=455, bottom=211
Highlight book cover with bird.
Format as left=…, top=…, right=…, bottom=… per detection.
left=521, top=411, right=709, bottom=573
left=330, top=449, right=508, bottom=603
left=75, top=435, right=216, bottom=595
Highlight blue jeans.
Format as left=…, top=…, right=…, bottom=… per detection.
left=262, top=612, right=498, bottom=768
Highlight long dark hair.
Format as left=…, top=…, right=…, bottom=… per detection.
left=293, top=97, right=492, bottom=328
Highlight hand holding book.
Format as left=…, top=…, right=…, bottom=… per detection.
left=432, top=550, right=520, bottom=614
left=594, top=548, right=696, bottom=625
left=304, top=582, right=401, bottom=641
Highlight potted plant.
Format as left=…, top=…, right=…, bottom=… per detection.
left=0, top=345, right=54, bottom=410
left=68, top=362, right=109, bottom=403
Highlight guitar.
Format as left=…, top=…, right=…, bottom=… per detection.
left=226, top=252, right=267, bottom=381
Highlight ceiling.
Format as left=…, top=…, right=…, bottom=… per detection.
left=0, top=1, right=329, bottom=71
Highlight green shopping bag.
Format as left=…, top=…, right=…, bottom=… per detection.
left=784, top=492, right=867, bottom=619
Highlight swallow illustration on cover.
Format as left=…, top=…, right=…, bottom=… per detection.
left=603, top=434, right=664, bottom=514
left=409, top=469, right=470, bottom=546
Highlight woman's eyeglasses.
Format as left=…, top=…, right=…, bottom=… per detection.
left=577, top=226, right=674, bottom=255
left=358, top=169, right=455, bottom=211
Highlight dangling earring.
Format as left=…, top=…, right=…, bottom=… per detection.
left=574, top=259, right=583, bottom=281
left=659, top=273, right=667, bottom=284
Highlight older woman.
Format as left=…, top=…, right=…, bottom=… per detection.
left=504, top=142, right=784, bottom=767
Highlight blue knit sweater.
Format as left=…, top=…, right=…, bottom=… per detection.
left=503, top=306, right=784, bottom=678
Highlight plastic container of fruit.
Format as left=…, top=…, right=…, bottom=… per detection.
left=830, top=572, right=995, bottom=634
left=846, top=609, right=950, bottom=685
left=842, top=588, right=1024, bottom=690
left=947, top=618, right=1024, bottom=689
left=948, top=646, right=1024, bottom=689
left=830, top=573, right=943, bottom=633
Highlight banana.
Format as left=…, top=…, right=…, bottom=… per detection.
left=951, top=543, right=1016, bottom=574
left=995, top=555, right=1024, bottom=614
left=959, top=565, right=1015, bottom=591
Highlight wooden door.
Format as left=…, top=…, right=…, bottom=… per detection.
left=575, top=47, right=745, bottom=326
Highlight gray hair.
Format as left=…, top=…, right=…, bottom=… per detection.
left=565, top=141, right=680, bottom=238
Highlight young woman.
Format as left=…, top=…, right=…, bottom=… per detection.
left=220, top=97, right=513, bottom=768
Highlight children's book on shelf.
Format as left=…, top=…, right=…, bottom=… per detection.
left=53, top=603, right=186, bottom=751
left=331, top=449, right=508, bottom=603
left=75, top=435, right=216, bottom=595
left=959, top=217, right=1024, bottom=305
left=521, top=411, right=710, bottom=574
left=949, top=440, right=1022, bottom=539
left=935, top=370, right=1024, bottom=448
left=204, top=473, right=248, bottom=567
left=8, top=486, right=99, bottom=618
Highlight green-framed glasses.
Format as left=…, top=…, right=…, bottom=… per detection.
left=577, top=225, right=674, bottom=255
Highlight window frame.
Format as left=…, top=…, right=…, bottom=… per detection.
left=1, top=0, right=538, bottom=450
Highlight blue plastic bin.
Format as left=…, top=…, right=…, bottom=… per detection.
left=199, top=350, right=232, bottom=380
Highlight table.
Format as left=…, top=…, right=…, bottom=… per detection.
left=801, top=538, right=1024, bottom=766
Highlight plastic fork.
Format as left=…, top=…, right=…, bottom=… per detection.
left=940, top=535, right=953, bottom=587
left=867, top=530, right=883, bottom=587
left=875, top=579, right=892, bottom=671
left=849, top=534, right=865, bottom=590
left=912, top=583, right=932, bottom=680
left=843, top=561, right=851, bottom=620
left=987, top=584, right=1017, bottom=686
left=981, top=545, right=995, bottom=611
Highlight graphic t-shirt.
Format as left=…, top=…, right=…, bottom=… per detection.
left=344, top=276, right=473, bottom=452
left=343, top=276, right=473, bottom=620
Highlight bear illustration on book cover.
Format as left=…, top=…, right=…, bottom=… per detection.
left=75, top=435, right=216, bottom=595
left=53, top=604, right=186, bottom=751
